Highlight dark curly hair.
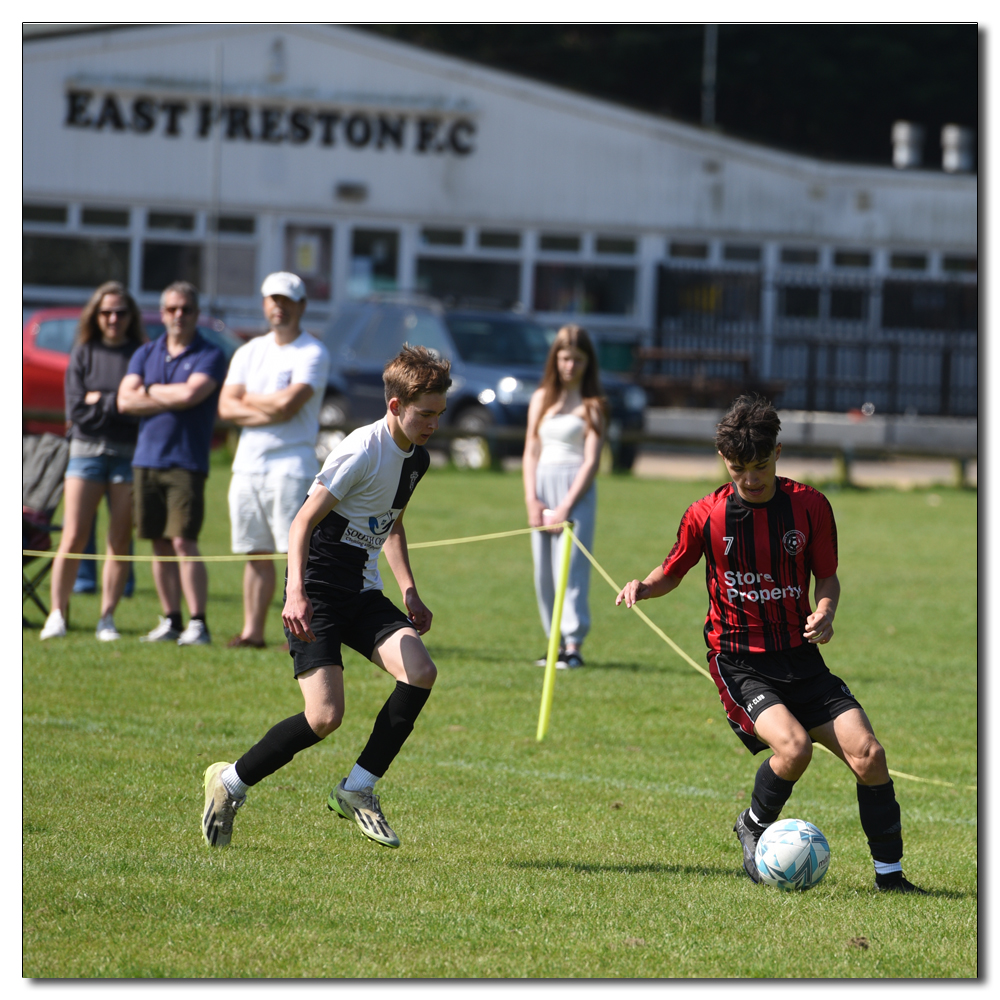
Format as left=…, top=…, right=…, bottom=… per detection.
left=715, top=394, right=781, bottom=464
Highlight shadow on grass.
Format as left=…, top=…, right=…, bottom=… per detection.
left=508, top=858, right=734, bottom=877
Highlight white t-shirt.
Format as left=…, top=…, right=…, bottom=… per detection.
left=225, top=330, right=331, bottom=477
left=305, top=418, right=431, bottom=593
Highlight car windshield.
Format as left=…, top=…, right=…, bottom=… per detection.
left=445, top=317, right=552, bottom=367
left=34, top=318, right=79, bottom=354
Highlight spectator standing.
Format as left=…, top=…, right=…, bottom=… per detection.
left=217, top=272, right=330, bottom=648
left=117, top=281, right=228, bottom=646
left=523, top=325, right=606, bottom=669
left=40, top=281, right=145, bottom=642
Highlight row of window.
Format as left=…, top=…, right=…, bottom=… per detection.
left=24, top=202, right=977, bottom=275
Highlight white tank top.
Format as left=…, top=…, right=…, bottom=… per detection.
left=538, top=412, right=587, bottom=465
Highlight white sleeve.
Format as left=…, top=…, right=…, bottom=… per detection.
left=291, top=341, right=330, bottom=392
left=224, top=340, right=251, bottom=386
left=312, top=439, right=368, bottom=501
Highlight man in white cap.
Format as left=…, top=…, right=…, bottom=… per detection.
left=217, top=272, right=330, bottom=647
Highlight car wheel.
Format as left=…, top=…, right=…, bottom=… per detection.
left=450, top=406, right=493, bottom=470
left=319, top=393, right=348, bottom=428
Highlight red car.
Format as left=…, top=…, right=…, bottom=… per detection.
left=23, top=306, right=244, bottom=435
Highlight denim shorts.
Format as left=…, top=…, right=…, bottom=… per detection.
left=66, top=454, right=134, bottom=485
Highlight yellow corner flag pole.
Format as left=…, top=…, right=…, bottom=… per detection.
left=537, top=522, right=574, bottom=741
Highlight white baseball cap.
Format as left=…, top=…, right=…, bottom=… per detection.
left=261, top=271, right=307, bottom=301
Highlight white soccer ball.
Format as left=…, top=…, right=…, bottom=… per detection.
left=754, top=818, right=830, bottom=890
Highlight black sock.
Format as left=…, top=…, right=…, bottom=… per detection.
left=356, top=681, right=431, bottom=778
left=234, top=712, right=323, bottom=787
left=750, top=757, right=797, bottom=827
left=167, top=611, right=183, bottom=632
left=190, top=613, right=206, bottom=625
left=857, top=780, right=903, bottom=864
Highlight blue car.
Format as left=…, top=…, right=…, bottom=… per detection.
left=318, top=296, right=646, bottom=470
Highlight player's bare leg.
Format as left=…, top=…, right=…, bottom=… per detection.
left=809, top=708, right=889, bottom=785
left=298, top=664, right=345, bottom=738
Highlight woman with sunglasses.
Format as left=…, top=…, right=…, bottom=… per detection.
left=40, top=281, right=147, bottom=641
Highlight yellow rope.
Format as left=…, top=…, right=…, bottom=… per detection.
left=25, top=522, right=976, bottom=791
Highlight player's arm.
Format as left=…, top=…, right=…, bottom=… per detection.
left=522, top=390, right=546, bottom=528
left=615, top=565, right=682, bottom=608
left=383, top=507, right=432, bottom=635
left=147, top=372, right=218, bottom=410
left=217, top=383, right=273, bottom=426
left=804, top=573, right=840, bottom=644
left=117, top=372, right=169, bottom=416
left=281, top=487, right=339, bottom=642
left=241, top=383, right=315, bottom=421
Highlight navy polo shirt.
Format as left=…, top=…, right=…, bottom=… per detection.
left=128, top=332, right=229, bottom=475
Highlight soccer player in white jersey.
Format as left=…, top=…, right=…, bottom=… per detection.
left=202, top=345, right=451, bottom=849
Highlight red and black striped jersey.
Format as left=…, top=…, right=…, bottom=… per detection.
left=662, top=477, right=838, bottom=654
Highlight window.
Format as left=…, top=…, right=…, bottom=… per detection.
left=421, top=228, right=464, bottom=247
left=539, top=233, right=581, bottom=253
left=657, top=267, right=760, bottom=323
left=890, top=253, right=927, bottom=271
left=82, top=207, right=129, bottom=228
left=349, top=228, right=397, bottom=298
left=353, top=308, right=451, bottom=363
left=142, top=242, right=202, bottom=292
left=780, top=287, right=820, bottom=319
left=416, top=258, right=520, bottom=308
left=35, top=318, right=80, bottom=354
left=478, top=230, right=520, bottom=250
left=285, top=225, right=333, bottom=300
left=781, top=247, right=819, bottom=266
left=24, top=235, right=129, bottom=287
left=23, top=204, right=67, bottom=224
left=595, top=235, right=636, bottom=256
left=882, top=281, right=977, bottom=331
left=445, top=316, right=551, bottom=366
left=148, top=211, right=195, bottom=231
left=834, top=250, right=871, bottom=269
left=943, top=256, right=977, bottom=274
left=210, top=215, right=256, bottom=235
left=723, top=244, right=761, bottom=263
left=670, top=241, right=708, bottom=259
left=215, top=245, right=257, bottom=297
left=533, top=264, right=635, bottom=315
left=830, top=288, right=867, bottom=321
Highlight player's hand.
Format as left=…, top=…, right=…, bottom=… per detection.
left=544, top=505, right=570, bottom=534
left=405, top=589, right=433, bottom=635
left=282, top=589, right=315, bottom=642
left=803, top=608, right=834, bottom=644
left=615, top=579, right=649, bottom=608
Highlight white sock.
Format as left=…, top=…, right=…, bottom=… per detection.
left=874, top=860, right=903, bottom=875
left=344, top=764, right=380, bottom=792
left=221, top=764, right=249, bottom=799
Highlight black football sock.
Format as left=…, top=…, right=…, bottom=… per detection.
left=857, top=780, right=904, bottom=866
left=234, top=712, right=323, bottom=787
left=167, top=611, right=183, bottom=632
left=355, top=681, right=431, bottom=778
left=749, top=756, right=797, bottom=828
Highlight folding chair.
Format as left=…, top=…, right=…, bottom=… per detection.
left=23, top=433, right=69, bottom=623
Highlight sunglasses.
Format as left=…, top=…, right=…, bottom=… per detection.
left=99, top=309, right=129, bottom=317
left=163, top=305, right=196, bottom=315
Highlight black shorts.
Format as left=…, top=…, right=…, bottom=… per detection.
left=284, top=585, right=413, bottom=678
left=709, top=645, right=862, bottom=755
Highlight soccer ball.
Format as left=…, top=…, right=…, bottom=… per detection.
left=754, top=818, right=830, bottom=890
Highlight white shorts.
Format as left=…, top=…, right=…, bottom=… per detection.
left=228, top=470, right=312, bottom=554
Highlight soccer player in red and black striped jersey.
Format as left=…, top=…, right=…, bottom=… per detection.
left=616, top=394, right=925, bottom=893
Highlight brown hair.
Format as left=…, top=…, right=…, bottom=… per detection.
left=76, top=281, right=146, bottom=347
left=715, top=393, right=782, bottom=463
left=535, top=324, right=607, bottom=436
left=383, top=343, right=453, bottom=408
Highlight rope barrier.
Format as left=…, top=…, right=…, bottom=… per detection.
left=25, top=522, right=975, bottom=791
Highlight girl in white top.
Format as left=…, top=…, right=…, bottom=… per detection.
left=523, top=325, right=606, bottom=668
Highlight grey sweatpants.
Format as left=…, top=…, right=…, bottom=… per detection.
left=531, top=462, right=597, bottom=648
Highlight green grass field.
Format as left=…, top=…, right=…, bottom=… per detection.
left=22, top=452, right=978, bottom=978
